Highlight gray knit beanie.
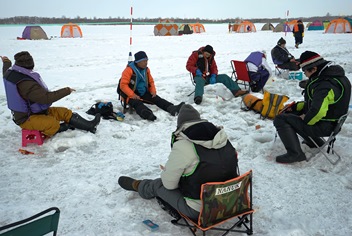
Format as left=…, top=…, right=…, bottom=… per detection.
left=177, top=104, right=201, bottom=128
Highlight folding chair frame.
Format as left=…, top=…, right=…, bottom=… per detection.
left=187, top=73, right=209, bottom=97
left=0, top=207, right=60, bottom=236
left=172, top=170, right=254, bottom=235
left=230, top=60, right=252, bottom=92
left=306, top=113, right=349, bottom=165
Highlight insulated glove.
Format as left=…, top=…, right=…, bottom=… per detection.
left=209, top=74, right=216, bottom=84
left=196, top=69, right=202, bottom=77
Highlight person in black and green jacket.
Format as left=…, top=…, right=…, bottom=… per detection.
left=273, top=51, right=351, bottom=164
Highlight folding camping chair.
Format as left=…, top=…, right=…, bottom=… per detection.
left=274, top=65, right=289, bottom=79
left=0, top=207, right=60, bottom=236
left=306, top=113, right=349, bottom=165
left=172, top=170, right=254, bottom=236
left=230, top=60, right=252, bottom=92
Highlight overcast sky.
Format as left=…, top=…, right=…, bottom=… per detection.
left=1, top=0, right=351, bottom=19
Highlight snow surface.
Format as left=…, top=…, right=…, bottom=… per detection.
left=1, top=23, right=352, bottom=236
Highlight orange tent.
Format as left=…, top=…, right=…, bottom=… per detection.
left=231, top=21, right=256, bottom=33
left=61, top=23, right=83, bottom=38
left=154, top=19, right=178, bottom=36
left=325, top=18, right=351, bottom=33
left=190, top=23, right=206, bottom=33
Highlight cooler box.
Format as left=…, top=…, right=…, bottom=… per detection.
left=289, top=71, right=303, bottom=80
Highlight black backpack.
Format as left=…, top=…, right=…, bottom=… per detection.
left=86, top=102, right=115, bottom=120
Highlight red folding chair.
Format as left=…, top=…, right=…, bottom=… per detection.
left=230, top=60, right=251, bottom=92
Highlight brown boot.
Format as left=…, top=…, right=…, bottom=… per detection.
left=233, top=90, right=249, bottom=97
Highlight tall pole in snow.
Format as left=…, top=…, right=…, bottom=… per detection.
left=284, top=10, right=289, bottom=37
left=128, top=1, right=133, bottom=63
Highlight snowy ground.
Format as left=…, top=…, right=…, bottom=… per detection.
left=0, top=23, right=352, bottom=236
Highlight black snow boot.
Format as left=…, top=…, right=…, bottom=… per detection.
left=56, top=123, right=74, bottom=134
left=69, top=112, right=101, bottom=134
left=167, top=102, right=185, bottom=116
left=276, top=127, right=306, bottom=163
left=118, top=176, right=140, bottom=192
left=140, top=109, right=157, bottom=121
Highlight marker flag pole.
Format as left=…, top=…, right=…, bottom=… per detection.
left=128, top=1, right=133, bottom=63
left=284, top=10, right=289, bottom=37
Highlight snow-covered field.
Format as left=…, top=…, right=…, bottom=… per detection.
left=1, top=23, right=352, bottom=235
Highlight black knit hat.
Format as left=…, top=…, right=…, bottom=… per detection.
left=204, top=45, right=214, bottom=54
left=177, top=104, right=201, bottom=128
left=277, top=37, right=286, bottom=46
left=134, top=51, right=148, bottom=63
left=299, top=51, right=326, bottom=71
left=14, top=51, right=34, bottom=69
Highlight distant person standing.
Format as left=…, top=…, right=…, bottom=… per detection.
left=293, top=20, right=304, bottom=48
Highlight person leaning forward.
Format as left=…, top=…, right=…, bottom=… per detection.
left=2, top=52, right=101, bottom=136
left=273, top=51, right=351, bottom=164
left=186, top=45, right=248, bottom=105
left=118, top=104, right=240, bottom=219
left=119, top=51, right=184, bottom=121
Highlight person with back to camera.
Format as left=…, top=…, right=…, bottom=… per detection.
left=271, top=37, right=300, bottom=71
left=273, top=51, right=351, bottom=164
left=186, top=45, right=248, bottom=105
left=119, top=51, right=184, bottom=121
left=1, top=51, right=101, bottom=137
left=118, top=104, right=240, bottom=219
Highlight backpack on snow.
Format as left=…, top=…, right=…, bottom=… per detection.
left=86, top=102, right=121, bottom=120
left=241, top=91, right=289, bottom=119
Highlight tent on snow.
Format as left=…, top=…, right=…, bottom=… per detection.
left=178, top=24, right=193, bottom=35
left=325, top=18, right=351, bottom=33
left=154, top=19, right=178, bottom=36
left=61, top=23, right=83, bottom=38
left=261, top=23, right=274, bottom=31
left=273, top=22, right=291, bottom=32
left=231, top=21, right=256, bottom=33
left=308, top=20, right=324, bottom=31
left=190, top=23, right=206, bottom=33
left=19, top=26, right=48, bottom=40
left=323, top=20, right=330, bottom=29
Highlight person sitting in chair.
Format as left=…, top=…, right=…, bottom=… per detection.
left=271, top=37, right=300, bottom=71
left=273, top=51, right=351, bottom=164
left=186, top=45, right=248, bottom=105
left=118, top=104, right=239, bottom=219
left=119, top=51, right=184, bottom=121
left=244, top=51, right=272, bottom=92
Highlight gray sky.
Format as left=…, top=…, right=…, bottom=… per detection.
left=1, top=0, right=351, bottom=19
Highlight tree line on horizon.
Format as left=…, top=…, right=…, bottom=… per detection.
left=0, top=14, right=349, bottom=25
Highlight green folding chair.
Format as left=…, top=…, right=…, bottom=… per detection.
left=0, top=207, right=60, bottom=236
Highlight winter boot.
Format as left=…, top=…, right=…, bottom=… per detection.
left=56, top=123, right=74, bottom=134
left=118, top=176, right=141, bottom=192
left=276, top=127, right=306, bottom=163
left=141, top=109, right=157, bottom=121
left=156, top=197, right=181, bottom=220
left=194, top=96, right=202, bottom=105
left=167, top=102, right=185, bottom=116
left=69, top=112, right=101, bottom=134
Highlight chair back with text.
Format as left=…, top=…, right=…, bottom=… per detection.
left=0, top=207, right=60, bottom=236
left=172, top=170, right=254, bottom=235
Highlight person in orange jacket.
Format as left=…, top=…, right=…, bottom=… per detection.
left=119, top=51, right=184, bottom=121
left=293, top=20, right=304, bottom=48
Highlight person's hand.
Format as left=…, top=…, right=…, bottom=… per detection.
left=131, top=94, right=140, bottom=100
left=1, top=56, right=9, bottom=62
left=196, top=69, right=202, bottom=77
left=69, top=88, right=76, bottom=93
left=151, top=92, right=156, bottom=98
left=209, top=74, right=216, bottom=84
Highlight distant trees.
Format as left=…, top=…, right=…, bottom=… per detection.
left=0, top=15, right=350, bottom=25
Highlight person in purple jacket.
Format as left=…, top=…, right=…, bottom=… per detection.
left=2, top=51, right=101, bottom=136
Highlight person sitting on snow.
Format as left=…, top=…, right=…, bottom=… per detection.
left=119, top=51, right=184, bottom=121
left=271, top=37, right=300, bottom=71
left=118, top=104, right=240, bottom=219
left=186, top=45, right=248, bottom=105
left=1, top=52, right=101, bottom=137
left=244, top=50, right=272, bottom=92
left=273, top=51, right=351, bottom=163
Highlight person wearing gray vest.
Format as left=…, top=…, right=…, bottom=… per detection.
left=2, top=51, right=101, bottom=136
left=118, top=104, right=239, bottom=219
